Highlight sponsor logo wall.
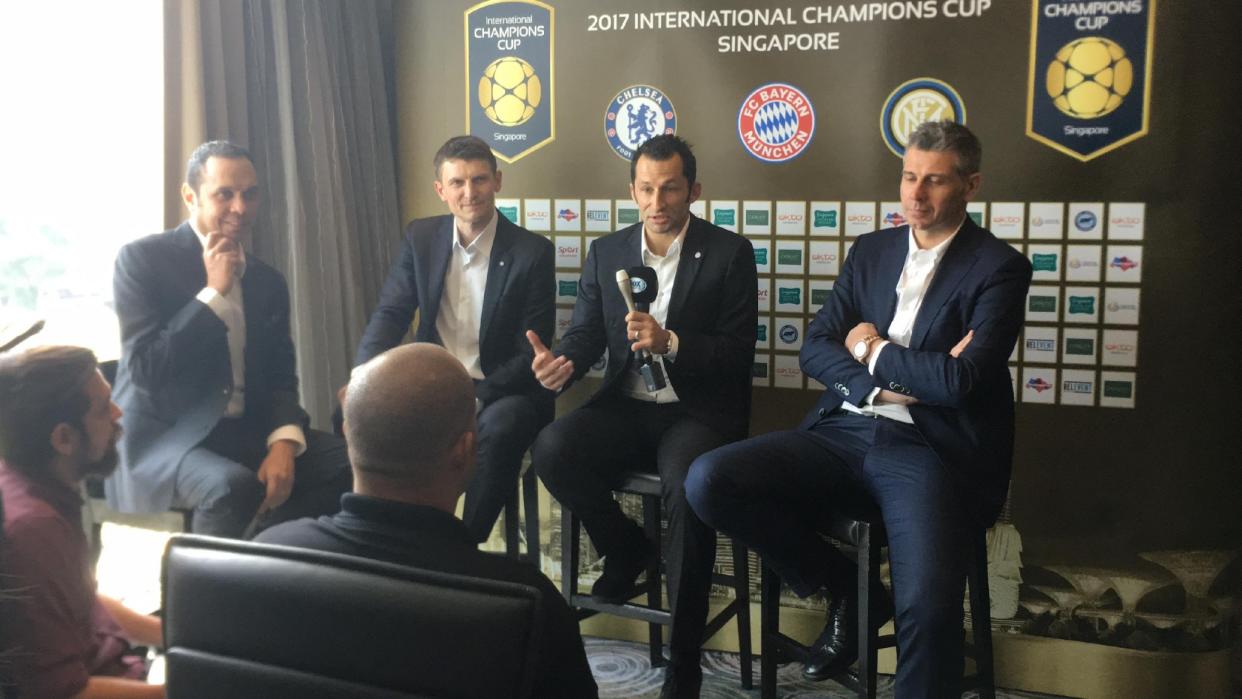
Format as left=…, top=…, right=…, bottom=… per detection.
left=527, top=194, right=1143, bottom=408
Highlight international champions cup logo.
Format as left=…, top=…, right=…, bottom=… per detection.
left=737, top=83, right=815, bottom=163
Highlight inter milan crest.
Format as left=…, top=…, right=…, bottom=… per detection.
left=605, top=85, right=676, bottom=161
left=1026, top=0, right=1155, bottom=161
left=880, top=78, right=966, bottom=158
left=465, top=0, right=555, bottom=163
left=737, top=83, right=815, bottom=163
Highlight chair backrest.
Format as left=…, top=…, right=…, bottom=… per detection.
left=162, top=535, right=544, bottom=699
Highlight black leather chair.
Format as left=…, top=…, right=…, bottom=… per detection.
left=560, top=471, right=753, bottom=687
left=162, top=535, right=545, bottom=698
left=760, top=515, right=995, bottom=698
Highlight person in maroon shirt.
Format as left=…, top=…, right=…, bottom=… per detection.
left=0, top=346, right=163, bottom=699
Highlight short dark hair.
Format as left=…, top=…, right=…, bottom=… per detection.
left=432, top=135, right=498, bottom=178
left=631, top=134, right=696, bottom=186
left=905, top=121, right=981, bottom=177
left=0, top=345, right=98, bottom=475
left=185, top=140, right=255, bottom=191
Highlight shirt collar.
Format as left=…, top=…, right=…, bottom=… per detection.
left=453, top=210, right=498, bottom=263
left=335, top=493, right=477, bottom=546
left=0, top=461, right=83, bottom=521
left=641, top=215, right=690, bottom=262
left=187, top=219, right=248, bottom=275
left=906, top=216, right=964, bottom=263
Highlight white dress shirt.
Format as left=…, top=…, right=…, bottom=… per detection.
left=842, top=219, right=963, bottom=424
left=622, top=218, right=685, bottom=403
left=436, top=212, right=498, bottom=381
left=189, top=223, right=306, bottom=455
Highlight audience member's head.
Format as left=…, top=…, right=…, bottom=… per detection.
left=0, top=346, right=121, bottom=484
left=343, top=343, right=477, bottom=507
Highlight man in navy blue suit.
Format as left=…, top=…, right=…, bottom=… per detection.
left=687, top=121, right=1032, bottom=696
left=528, top=135, right=757, bottom=699
left=346, top=135, right=554, bottom=544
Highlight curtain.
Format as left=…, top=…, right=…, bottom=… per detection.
left=164, top=0, right=402, bottom=428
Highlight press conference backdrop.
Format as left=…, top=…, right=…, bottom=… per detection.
left=393, top=0, right=1240, bottom=565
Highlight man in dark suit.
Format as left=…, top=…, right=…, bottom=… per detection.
left=258, top=343, right=597, bottom=699
left=107, top=141, right=351, bottom=538
left=686, top=121, right=1032, bottom=696
left=345, top=135, right=554, bottom=544
left=528, top=135, right=757, bottom=698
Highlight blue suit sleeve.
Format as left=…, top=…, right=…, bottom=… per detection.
left=554, top=240, right=609, bottom=388
left=356, top=232, right=419, bottom=366
left=113, top=242, right=228, bottom=391
left=873, top=253, right=1032, bottom=407
left=799, top=240, right=882, bottom=406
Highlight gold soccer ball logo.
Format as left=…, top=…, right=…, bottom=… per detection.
left=1045, top=37, right=1134, bottom=119
left=478, top=56, right=542, bottom=127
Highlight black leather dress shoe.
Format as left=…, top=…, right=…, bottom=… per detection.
left=590, top=541, right=652, bottom=603
left=659, top=662, right=702, bottom=699
left=802, top=589, right=895, bottom=681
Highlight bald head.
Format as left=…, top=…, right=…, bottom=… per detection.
left=345, top=344, right=476, bottom=487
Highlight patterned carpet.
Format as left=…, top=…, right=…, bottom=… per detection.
left=584, top=637, right=1062, bottom=698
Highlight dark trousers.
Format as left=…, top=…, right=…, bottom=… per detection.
left=173, top=418, right=352, bottom=538
left=460, top=393, right=546, bottom=543
left=685, top=410, right=972, bottom=698
left=532, top=395, right=730, bottom=667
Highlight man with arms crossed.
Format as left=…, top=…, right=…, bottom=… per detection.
left=261, top=343, right=597, bottom=698
left=1, top=346, right=163, bottom=698
left=345, top=135, right=554, bottom=545
left=529, top=134, right=757, bottom=698
left=687, top=121, right=1032, bottom=696
left=108, top=141, right=351, bottom=537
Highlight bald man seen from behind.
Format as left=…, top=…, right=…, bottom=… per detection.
left=257, top=343, right=597, bottom=698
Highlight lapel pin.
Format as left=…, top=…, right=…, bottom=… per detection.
left=499, top=260, right=505, bottom=266
left=694, top=251, right=702, bottom=259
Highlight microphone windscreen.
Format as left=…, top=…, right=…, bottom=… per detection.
left=627, top=266, right=659, bottom=304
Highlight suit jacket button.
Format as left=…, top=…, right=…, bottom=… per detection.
left=818, top=408, right=827, bottom=417
left=842, top=387, right=851, bottom=397
left=889, top=381, right=897, bottom=390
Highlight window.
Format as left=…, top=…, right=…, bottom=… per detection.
left=0, top=2, right=163, bottom=359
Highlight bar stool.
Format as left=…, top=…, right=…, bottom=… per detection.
left=560, top=471, right=753, bottom=688
left=501, top=465, right=541, bottom=563
left=760, top=514, right=994, bottom=698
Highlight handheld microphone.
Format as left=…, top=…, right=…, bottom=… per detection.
left=615, top=269, right=667, bottom=392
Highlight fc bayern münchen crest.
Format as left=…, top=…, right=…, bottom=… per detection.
left=880, top=78, right=966, bottom=158
left=605, top=85, right=676, bottom=161
left=737, top=83, right=815, bottom=163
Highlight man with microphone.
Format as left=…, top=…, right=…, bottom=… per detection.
left=527, top=134, right=757, bottom=698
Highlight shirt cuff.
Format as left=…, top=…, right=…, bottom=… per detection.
left=266, top=425, right=307, bottom=457
left=663, top=330, right=679, bottom=361
left=867, top=340, right=890, bottom=374
left=859, top=387, right=882, bottom=408
left=195, top=286, right=232, bottom=322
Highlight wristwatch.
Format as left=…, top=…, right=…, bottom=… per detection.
left=851, top=334, right=881, bottom=362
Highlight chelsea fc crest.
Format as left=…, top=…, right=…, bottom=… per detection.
left=605, top=85, right=677, bottom=161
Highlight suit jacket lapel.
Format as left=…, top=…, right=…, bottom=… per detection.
left=665, top=217, right=706, bottom=325
left=909, top=223, right=982, bottom=349
left=422, top=217, right=454, bottom=333
left=479, top=214, right=513, bottom=344
left=873, top=229, right=909, bottom=333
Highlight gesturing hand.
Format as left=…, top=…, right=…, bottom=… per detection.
left=527, top=330, right=574, bottom=392
left=203, top=231, right=243, bottom=295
